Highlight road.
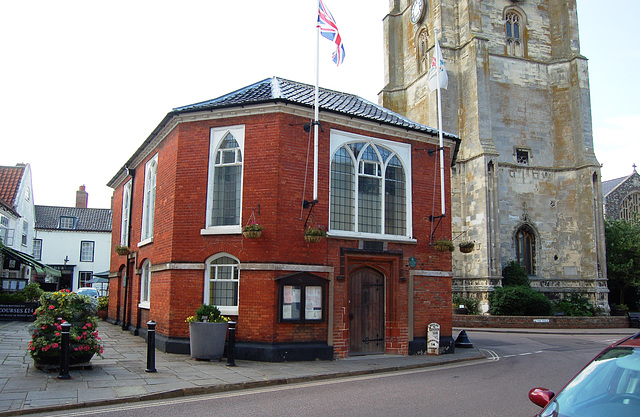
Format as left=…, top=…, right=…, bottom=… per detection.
left=28, top=331, right=625, bottom=417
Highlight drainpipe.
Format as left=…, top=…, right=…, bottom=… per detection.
left=121, top=166, right=135, bottom=331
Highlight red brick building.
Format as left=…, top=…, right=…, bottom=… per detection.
left=107, top=77, right=459, bottom=361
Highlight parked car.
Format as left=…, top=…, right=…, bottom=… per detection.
left=529, top=331, right=640, bottom=416
left=76, top=287, right=99, bottom=298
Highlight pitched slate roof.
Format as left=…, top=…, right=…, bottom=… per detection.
left=602, top=176, right=625, bottom=197
left=173, top=77, right=457, bottom=139
left=35, top=206, right=112, bottom=232
left=0, top=164, right=25, bottom=207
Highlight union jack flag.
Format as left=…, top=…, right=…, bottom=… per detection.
left=317, top=0, right=345, bottom=66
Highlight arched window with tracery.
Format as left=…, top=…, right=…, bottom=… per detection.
left=620, top=192, right=640, bottom=221
left=505, top=9, right=525, bottom=57
left=515, top=225, right=535, bottom=275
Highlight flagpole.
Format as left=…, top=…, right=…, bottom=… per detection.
left=435, top=29, right=446, bottom=216
left=313, top=4, right=320, bottom=201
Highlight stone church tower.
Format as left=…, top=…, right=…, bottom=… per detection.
left=379, top=0, right=609, bottom=312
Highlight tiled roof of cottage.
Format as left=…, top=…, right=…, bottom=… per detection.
left=173, top=77, right=457, bottom=139
left=0, top=165, right=25, bottom=207
left=35, top=206, right=112, bottom=232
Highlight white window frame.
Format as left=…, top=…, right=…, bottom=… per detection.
left=21, top=220, right=28, bottom=246
left=203, top=253, right=239, bottom=316
left=202, top=125, right=245, bottom=235
left=120, top=180, right=132, bottom=246
left=140, top=154, right=158, bottom=245
left=32, top=239, right=42, bottom=260
left=78, top=271, right=92, bottom=289
left=139, top=259, right=151, bottom=309
left=329, top=130, right=414, bottom=242
left=59, top=216, right=76, bottom=229
left=80, top=241, right=95, bottom=262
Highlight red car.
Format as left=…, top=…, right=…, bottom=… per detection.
left=529, top=332, right=640, bottom=416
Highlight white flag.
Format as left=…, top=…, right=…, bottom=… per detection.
left=428, top=37, right=448, bottom=91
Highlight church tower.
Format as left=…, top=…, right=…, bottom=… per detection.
left=380, top=0, right=609, bottom=311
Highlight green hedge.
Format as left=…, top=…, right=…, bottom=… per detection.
left=490, top=286, right=553, bottom=316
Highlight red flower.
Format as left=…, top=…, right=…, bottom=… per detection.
left=48, top=305, right=55, bottom=310
left=52, top=343, right=59, bottom=348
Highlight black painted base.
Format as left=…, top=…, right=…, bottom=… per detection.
left=408, top=336, right=455, bottom=355
left=235, top=342, right=334, bottom=362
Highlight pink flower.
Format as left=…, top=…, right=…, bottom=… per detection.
left=48, top=305, right=55, bottom=310
left=99, top=348, right=104, bottom=354
left=77, top=336, right=82, bottom=341
left=52, top=343, right=59, bottom=348
left=55, top=332, right=60, bottom=336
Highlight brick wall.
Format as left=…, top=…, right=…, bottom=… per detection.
left=453, top=314, right=630, bottom=329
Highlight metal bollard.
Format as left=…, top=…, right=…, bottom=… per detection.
left=146, top=320, right=157, bottom=373
left=226, top=321, right=236, bottom=367
left=57, top=322, right=71, bottom=379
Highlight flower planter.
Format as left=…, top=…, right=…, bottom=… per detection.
left=459, top=246, right=474, bottom=253
left=189, top=322, right=228, bottom=360
left=115, top=246, right=130, bottom=255
left=34, top=349, right=95, bottom=368
left=304, top=235, right=322, bottom=243
left=434, top=241, right=454, bottom=252
left=243, top=230, right=262, bottom=239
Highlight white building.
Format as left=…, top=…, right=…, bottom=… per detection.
left=34, top=186, right=112, bottom=293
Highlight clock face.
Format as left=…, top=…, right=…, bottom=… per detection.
left=410, top=0, right=425, bottom=24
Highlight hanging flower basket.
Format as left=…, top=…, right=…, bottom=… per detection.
left=304, top=235, right=322, bottom=243
left=434, top=240, right=455, bottom=252
left=242, top=221, right=263, bottom=239
left=114, top=245, right=130, bottom=255
left=304, top=225, right=326, bottom=243
left=243, top=230, right=262, bottom=239
left=459, top=242, right=475, bottom=253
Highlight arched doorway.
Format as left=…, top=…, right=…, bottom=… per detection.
left=349, top=267, right=385, bottom=355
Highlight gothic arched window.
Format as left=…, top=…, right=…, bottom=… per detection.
left=515, top=225, right=535, bottom=275
left=620, top=192, right=640, bottom=222
left=505, top=9, right=525, bottom=57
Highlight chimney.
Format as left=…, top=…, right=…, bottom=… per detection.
left=76, top=185, right=88, bottom=208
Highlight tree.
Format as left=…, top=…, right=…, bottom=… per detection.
left=605, top=219, right=640, bottom=307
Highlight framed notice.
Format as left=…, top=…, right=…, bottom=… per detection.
left=277, top=273, right=327, bottom=323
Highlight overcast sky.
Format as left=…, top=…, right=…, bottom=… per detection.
left=1, top=0, right=637, bottom=209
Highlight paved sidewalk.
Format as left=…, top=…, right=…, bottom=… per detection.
left=0, top=321, right=486, bottom=416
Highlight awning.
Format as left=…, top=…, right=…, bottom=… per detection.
left=0, top=245, right=62, bottom=278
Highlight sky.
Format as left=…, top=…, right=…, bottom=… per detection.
left=1, top=0, right=638, bottom=209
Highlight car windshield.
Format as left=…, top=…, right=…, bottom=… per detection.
left=542, top=347, right=640, bottom=417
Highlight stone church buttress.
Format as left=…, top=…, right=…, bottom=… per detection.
left=380, top=0, right=609, bottom=312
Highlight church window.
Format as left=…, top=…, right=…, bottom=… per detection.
left=330, top=131, right=411, bottom=240
left=515, top=225, right=535, bottom=275
left=505, top=9, right=525, bottom=57
left=620, top=192, right=640, bottom=222
left=516, top=148, right=530, bottom=165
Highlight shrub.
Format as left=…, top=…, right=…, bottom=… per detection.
left=452, top=294, right=480, bottom=315
left=502, top=261, right=529, bottom=287
left=98, top=296, right=109, bottom=311
left=0, top=283, right=43, bottom=303
left=186, top=304, right=229, bottom=323
left=553, top=293, right=596, bottom=317
left=28, top=290, right=103, bottom=364
left=490, top=286, right=552, bottom=316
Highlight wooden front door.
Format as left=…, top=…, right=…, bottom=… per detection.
left=349, top=268, right=385, bottom=355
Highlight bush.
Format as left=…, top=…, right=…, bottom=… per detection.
left=553, top=293, right=596, bottom=317
left=0, top=283, right=43, bottom=303
left=452, top=294, right=480, bottom=315
left=490, top=286, right=553, bottom=316
left=502, top=261, right=529, bottom=287
left=189, top=304, right=228, bottom=323
left=98, top=296, right=109, bottom=311
left=28, top=290, right=103, bottom=364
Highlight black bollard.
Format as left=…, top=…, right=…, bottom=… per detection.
left=226, top=321, right=236, bottom=367
left=58, top=322, right=71, bottom=379
left=146, top=320, right=157, bottom=373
